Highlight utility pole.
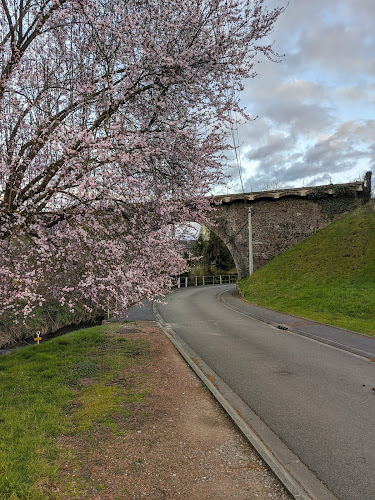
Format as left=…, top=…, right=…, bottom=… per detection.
left=248, top=207, right=253, bottom=276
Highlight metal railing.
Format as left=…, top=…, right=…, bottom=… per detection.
left=176, top=274, right=238, bottom=288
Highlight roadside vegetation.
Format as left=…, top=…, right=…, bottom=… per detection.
left=238, top=201, right=375, bottom=337
left=0, top=324, right=152, bottom=499
left=0, top=301, right=103, bottom=349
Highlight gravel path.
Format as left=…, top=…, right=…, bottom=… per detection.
left=59, top=321, right=291, bottom=499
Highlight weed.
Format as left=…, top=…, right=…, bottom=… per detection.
left=76, top=361, right=98, bottom=378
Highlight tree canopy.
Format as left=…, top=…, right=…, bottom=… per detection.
left=0, top=0, right=283, bottom=321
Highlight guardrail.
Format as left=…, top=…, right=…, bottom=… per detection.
left=176, top=274, right=238, bottom=288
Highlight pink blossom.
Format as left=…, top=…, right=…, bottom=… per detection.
left=0, top=0, right=283, bottom=322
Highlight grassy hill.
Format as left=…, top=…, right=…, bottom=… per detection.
left=238, top=200, right=375, bottom=337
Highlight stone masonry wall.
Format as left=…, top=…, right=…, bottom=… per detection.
left=210, top=190, right=368, bottom=279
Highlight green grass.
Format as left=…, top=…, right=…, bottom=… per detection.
left=238, top=201, right=375, bottom=336
left=0, top=324, right=151, bottom=499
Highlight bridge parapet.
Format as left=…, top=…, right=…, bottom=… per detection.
left=213, top=178, right=368, bottom=205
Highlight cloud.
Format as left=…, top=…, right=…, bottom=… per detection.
left=335, top=86, right=368, bottom=101
left=238, top=120, right=375, bottom=191
left=220, top=0, right=375, bottom=195
left=247, top=132, right=293, bottom=161
left=298, top=25, right=375, bottom=75
left=244, top=78, right=335, bottom=139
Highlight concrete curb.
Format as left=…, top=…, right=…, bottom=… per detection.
left=153, top=303, right=338, bottom=500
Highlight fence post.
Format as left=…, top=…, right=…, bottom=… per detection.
left=203, top=276, right=205, bottom=286
left=195, top=276, right=198, bottom=286
left=185, top=277, right=188, bottom=287
left=177, top=277, right=180, bottom=288
left=220, top=275, right=222, bottom=284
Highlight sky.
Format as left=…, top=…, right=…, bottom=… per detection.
left=219, top=0, right=375, bottom=194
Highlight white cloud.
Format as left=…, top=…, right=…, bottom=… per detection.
left=223, top=0, right=375, bottom=194
left=298, top=25, right=375, bottom=75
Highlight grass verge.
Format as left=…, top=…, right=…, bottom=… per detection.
left=238, top=201, right=375, bottom=336
left=0, top=324, right=151, bottom=499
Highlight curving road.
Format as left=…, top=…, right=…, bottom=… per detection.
left=156, top=285, right=375, bottom=500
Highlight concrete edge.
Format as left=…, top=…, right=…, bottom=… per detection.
left=153, top=303, right=338, bottom=500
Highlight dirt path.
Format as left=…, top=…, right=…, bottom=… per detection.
left=57, top=321, right=291, bottom=499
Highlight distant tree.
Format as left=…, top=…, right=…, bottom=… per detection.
left=206, top=231, right=235, bottom=272
left=192, top=229, right=235, bottom=273
left=262, top=177, right=283, bottom=191
left=191, top=232, right=209, bottom=272
left=0, top=0, right=283, bottom=321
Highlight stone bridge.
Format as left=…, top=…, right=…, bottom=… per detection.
left=208, top=171, right=372, bottom=279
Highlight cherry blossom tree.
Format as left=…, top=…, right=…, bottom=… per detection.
left=0, top=0, right=283, bottom=321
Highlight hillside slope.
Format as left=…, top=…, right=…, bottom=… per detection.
left=238, top=201, right=375, bottom=336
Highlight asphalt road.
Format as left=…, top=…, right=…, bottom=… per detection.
left=156, top=285, right=375, bottom=500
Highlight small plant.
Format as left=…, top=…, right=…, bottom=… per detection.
left=76, top=360, right=98, bottom=377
